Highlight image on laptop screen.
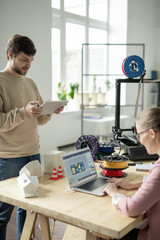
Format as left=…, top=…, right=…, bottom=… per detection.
left=62, top=148, right=97, bottom=188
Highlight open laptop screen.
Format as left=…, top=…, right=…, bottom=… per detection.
left=62, top=148, right=97, bottom=187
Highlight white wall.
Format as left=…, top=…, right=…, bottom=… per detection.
left=0, top=0, right=52, bottom=99
left=0, top=0, right=81, bottom=158
left=128, top=0, right=157, bottom=76
left=155, top=0, right=160, bottom=74
left=39, top=110, right=81, bottom=154
left=126, top=0, right=158, bottom=108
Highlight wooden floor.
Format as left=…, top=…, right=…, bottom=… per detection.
left=7, top=207, right=67, bottom=240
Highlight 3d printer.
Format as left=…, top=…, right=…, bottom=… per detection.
left=111, top=55, right=159, bottom=161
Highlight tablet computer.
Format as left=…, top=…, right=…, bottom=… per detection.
left=40, top=100, right=68, bottom=115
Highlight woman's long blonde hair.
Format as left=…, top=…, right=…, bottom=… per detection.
left=136, top=107, right=160, bottom=131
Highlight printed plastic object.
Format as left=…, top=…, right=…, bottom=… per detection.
left=122, top=55, right=145, bottom=78
left=57, top=166, right=65, bottom=178
left=50, top=168, right=58, bottom=180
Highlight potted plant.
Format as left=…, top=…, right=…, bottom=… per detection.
left=57, top=82, right=79, bottom=100
left=57, top=82, right=80, bottom=110
left=57, top=82, right=67, bottom=100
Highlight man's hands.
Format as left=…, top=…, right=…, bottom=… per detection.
left=54, top=106, right=64, bottom=114
left=25, top=101, right=43, bottom=118
left=25, top=101, right=65, bottom=118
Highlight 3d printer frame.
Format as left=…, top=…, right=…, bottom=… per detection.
left=112, top=77, right=160, bottom=139
left=111, top=77, right=160, bottom=161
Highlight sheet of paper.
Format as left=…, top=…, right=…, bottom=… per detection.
left=136, top=163, right=153, bottom=172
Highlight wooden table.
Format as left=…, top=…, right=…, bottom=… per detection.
left=0, top=165, right=148, bottom=240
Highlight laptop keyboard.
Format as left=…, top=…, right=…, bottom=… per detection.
left=78, top=177, right=107, bottom=191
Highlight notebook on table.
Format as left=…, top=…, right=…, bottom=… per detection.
left=61, top=148, right=108, bottom=196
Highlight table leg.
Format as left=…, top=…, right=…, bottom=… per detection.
left=63, top=225, right=113, bottom=240
left=62, top=225, right=86, bottom=239
left=86, top=230, right=99, bottom=240
left=92, top=231, right=113, bottom=240
left=20, top=210, right=37, bottom=240
left=39, top=215, right=51, bottom=240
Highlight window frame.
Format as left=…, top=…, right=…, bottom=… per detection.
left=51, top=0, right=109, bottom=98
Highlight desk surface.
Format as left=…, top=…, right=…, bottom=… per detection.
left=0, top=165, right=147, bottom=239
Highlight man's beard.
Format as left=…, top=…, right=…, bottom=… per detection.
left=12, top=61, right=27, bottom=76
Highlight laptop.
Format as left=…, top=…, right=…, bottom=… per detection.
left=61, top=148, right=108, bottom=196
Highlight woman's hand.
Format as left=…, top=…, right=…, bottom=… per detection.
left=107, top=178, right=131, bottom=190
left=103, top=183, right=119, bottom=197
left=107, top=178, right=142, bottom=190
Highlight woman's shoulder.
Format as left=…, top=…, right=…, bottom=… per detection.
left=148, top=159, right=160, bottom=180
left=151, top=158, right=160, bottom=169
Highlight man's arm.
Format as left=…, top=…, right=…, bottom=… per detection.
left=0, top=95, right=27, bottom=132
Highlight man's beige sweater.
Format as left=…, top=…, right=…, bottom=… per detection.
left=0, top=71, right=51, bottom=158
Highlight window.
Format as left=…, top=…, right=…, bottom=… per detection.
left=66, top=23, right=85, bottom=86
left=64, top=0, right=86, bottom=16
left=51, top=28, right=60, bottom=99
left=51, top=0, right=60, bottom=9
left=51, top=0, right=109, bottom=109
left=89, top=0, right=108, bottom=21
